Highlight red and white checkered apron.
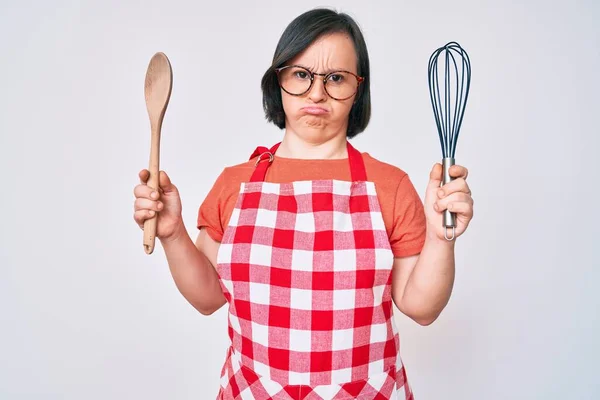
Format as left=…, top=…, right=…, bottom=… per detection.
left=215, top=141, right=414, bottom=400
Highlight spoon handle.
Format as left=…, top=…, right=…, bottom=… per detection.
left=143, top=124, right=161, bottom=254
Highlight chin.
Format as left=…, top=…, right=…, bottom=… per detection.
left=295, top=126, right=342, bottom=144
left=300, top=115, right=327, bottom=126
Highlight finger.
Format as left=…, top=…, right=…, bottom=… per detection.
left=438, top=178, right=470, bottom=197
left=139, top=169, right=150, bottom=184
left=134, top=197, right=164, bottom=212
left=435, top=192, right=473, bottom=211
left=427, top=163, right=443, bottom=190
left=133, top=183, right=160, bottom=200
left=449, top=164, right=468, bottom=179
left=134, top=209, right=156, bottom=226
left=437, top=201, right=473, bottom=218
left=158, top=171, right=175, bottom=193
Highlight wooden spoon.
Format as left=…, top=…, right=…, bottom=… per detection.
left=143, top=52, right=173, bottom=254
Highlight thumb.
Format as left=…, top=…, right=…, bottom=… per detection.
left=158, top=170, right=177, bottom=194
left=427, top=163, right=443, bottom=190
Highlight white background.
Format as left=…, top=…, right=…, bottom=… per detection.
left=1, top=0, right=599, bottom=399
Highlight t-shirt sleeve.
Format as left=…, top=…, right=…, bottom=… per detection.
left=196, top=168, right=229, bottom=242
left=389, top=174, right=426, bottom=257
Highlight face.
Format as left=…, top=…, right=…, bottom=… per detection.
left=280, top=32, right=359, bottom=144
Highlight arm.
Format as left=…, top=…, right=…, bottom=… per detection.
left=392, top=236, right=455, bottom=326
left=392, top=163, right=472, bottom=326
left=160, top=223, right=227, bottom=315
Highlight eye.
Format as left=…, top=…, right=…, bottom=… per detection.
left=327, top=73, right=344, bottom=83
left=292, top=69, right=311, bottom=80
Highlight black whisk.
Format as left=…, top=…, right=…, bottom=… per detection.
left=428, top=41, right=471, bottom=240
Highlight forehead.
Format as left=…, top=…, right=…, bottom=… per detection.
left=289, top=32, right=357, bottom=72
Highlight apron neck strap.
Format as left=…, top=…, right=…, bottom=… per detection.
left=249, top=141, right=367, bottom=182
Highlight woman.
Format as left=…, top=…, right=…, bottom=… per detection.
left=133, top=8, right=473, bottom=400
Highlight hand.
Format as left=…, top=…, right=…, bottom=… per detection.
left=133, top=169, right=184, bottom=242
left=424, top=163, right=474, bottom=241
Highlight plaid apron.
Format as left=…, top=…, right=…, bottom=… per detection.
left=215, top=141, right=414, bottom=400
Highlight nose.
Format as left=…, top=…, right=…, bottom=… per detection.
left=307, top=77, right=327, bottom=103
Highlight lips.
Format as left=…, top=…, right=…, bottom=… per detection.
left=301, top=106, right=329, bottom=115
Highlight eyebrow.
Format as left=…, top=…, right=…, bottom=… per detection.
left=294, top=64, right=352, bottom=74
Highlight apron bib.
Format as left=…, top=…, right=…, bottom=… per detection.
left=214, top=141, right=414, bottom=400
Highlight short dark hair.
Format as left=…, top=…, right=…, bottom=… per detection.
left=260, top=8, right=371, bottom=139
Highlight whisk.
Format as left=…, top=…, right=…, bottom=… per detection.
left=428, top=41, right=471, bottom=241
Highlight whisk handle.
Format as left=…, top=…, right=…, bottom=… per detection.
left=442, top=157, right=456, bottom=240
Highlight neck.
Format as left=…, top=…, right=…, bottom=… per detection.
left=276, top=129, right=348, bottom=160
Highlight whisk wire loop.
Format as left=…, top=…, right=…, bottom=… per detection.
left=428, top=42, right=471, bottom=159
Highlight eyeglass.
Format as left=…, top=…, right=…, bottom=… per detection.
left=275, top=65, right=364, bottom=101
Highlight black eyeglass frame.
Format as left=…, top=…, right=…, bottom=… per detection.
left=274, top=65, right=365, bottom=101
